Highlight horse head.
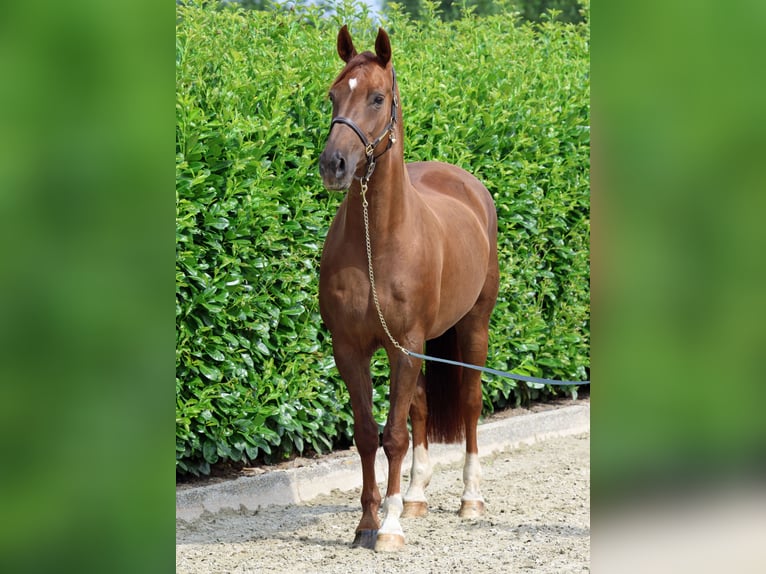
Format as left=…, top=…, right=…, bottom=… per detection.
left=319, top=26, right=398, bottom=191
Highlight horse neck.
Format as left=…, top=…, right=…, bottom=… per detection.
left=352, top=137, right=413, bottom=235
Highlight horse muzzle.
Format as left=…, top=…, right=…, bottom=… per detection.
left=319, top=146, right=359, bottom=190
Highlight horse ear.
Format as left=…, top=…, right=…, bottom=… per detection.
left=375, top=28, right=392, bottom=66
left=337, top=25, right=357, bottom=63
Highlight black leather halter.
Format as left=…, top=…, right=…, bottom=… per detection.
left=328, top=67, right=399, bottom=175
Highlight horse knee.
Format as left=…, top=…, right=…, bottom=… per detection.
left=355, top=423, right=380, bottom=457
left=382, top=425, right=409, bottom=460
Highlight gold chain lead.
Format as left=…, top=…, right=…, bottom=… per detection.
left=360, top=183, right=412, bottom=356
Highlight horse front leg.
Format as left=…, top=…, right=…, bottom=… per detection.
left=375, top=349, right=424, bottom=552
left=333, top=345, right=381, bottom=549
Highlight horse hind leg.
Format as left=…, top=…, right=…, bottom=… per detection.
left=457, top=366, right=485, bottom=518
left=459, top=449, right=485, bottom=518
left=402, top=372, right=431, bottom=518
left=455, top=313, right=494, bottom=518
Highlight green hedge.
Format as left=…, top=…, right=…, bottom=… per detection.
left=176, top=0, right=589, bottom=476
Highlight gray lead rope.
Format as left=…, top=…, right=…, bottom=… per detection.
left=405, top=350, right=589, bottom=386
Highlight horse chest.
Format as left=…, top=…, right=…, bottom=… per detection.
left=319, top=241, right=437, bottom=338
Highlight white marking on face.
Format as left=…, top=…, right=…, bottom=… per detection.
left=348, top=77, right=358, bottom=91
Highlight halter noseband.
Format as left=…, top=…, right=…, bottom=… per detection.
left=328, top=67, right=398, bottom=184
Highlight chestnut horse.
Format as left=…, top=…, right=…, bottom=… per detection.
left=318, top=26, right=499, bottom=552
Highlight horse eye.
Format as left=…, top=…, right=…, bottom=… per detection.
left=374, top=95, right=385, bottom=106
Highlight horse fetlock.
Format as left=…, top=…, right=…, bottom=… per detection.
left=378, top=494, right=405, bottom=538
left=380, top=494, right=404, bottom=521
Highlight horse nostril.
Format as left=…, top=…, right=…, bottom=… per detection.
left=333, top=151, right=346, bottom=178
left=320, top=148, right=349, bottom=185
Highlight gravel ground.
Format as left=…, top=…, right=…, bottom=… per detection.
left=176, top=432, right=590, bottom=573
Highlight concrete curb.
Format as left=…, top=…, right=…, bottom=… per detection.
left=176, top=403, right=589, bottom=522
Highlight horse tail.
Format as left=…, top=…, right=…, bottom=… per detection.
left=425, top=326, right=465, bottom=444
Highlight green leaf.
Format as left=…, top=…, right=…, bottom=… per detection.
left=198, top=363, right=222, bottom=382
left=202, top=440, right=218, bottom=464
left=207, top=349, right=225, bottom=362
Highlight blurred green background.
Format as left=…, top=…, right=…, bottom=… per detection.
left=0, top=1, right=173, bottom=573
left=593, top=0, right=766, bottom=504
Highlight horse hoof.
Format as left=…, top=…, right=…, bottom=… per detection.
left=352, top=529, right=378, bottom=549
left=458, top=499, right=485, bottom=518
left=401, top=500, right=428, bottom=518
left=374, top=532, right=405, bottom=552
